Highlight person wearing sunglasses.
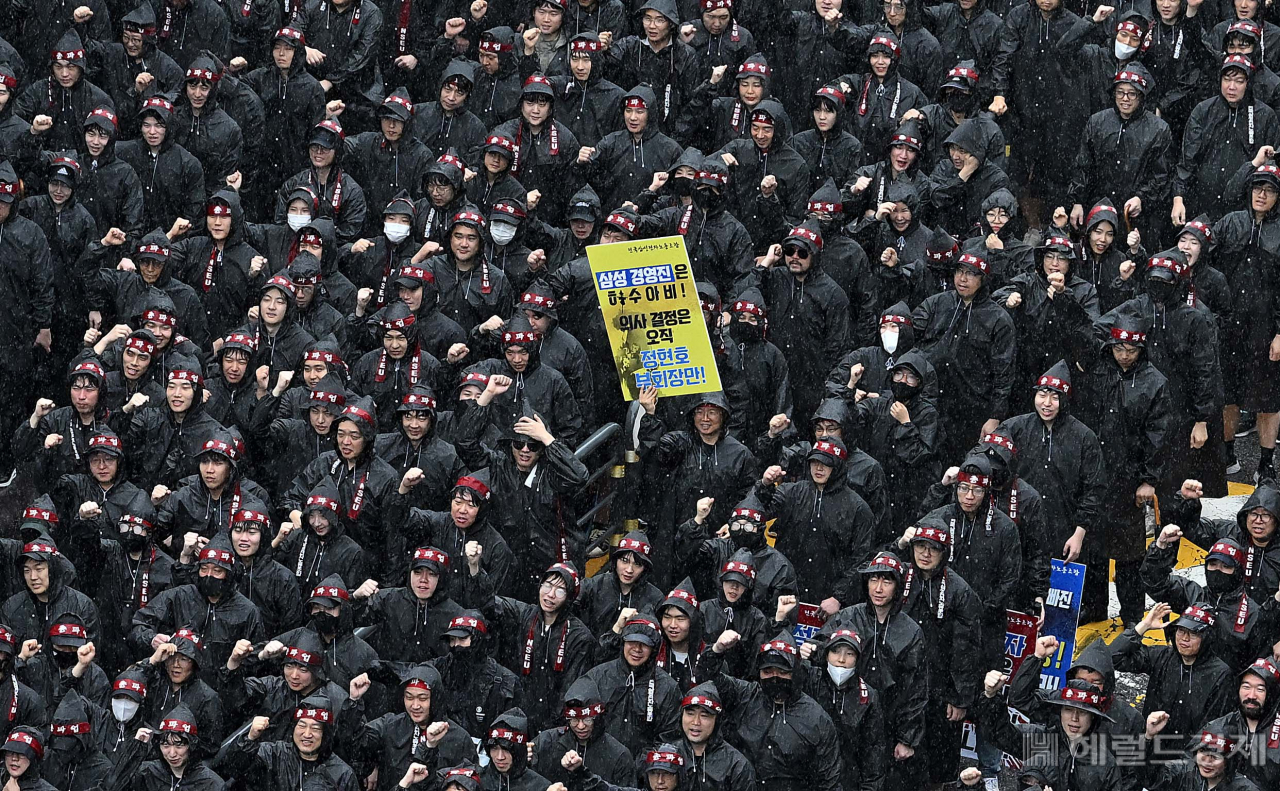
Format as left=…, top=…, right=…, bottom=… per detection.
left=739, top=220, right=850, bottom=424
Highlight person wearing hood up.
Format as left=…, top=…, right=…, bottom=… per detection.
left=374, top=384, right=466, bottom=509
left=433, top=608, right=523, bottom=736
left=357, top=261, right=466, bottom=363
left=678, top=489, right=796, bottom=608
left=1110, top=603, right=1232, bottom=745
left=577, top=86, right=683, bottom=215
left=351, top=542, right=470, bottom=663
left=407, top=151, right=471, bottom=250
left=290, top=0, right=383, bottom=122
left=42, top=689, right=112, bottom=791
left=275, top=119, right=367, bottom=245
left=713, top=100, right=810, bottom=245
left=843, top=118, right=932, bottom=221
left=1074, top=316, right=1171, bottom=624
left=929, top=117, right=1013, bottom=236
left=98, top=667, right=150, bottom=762
left=485, top=562, right=595, bottom=732
left=1206, top=0, right=1280, bottom=70
left=478, top=707, right=552, bottom=791
left=468, top=136, right=528, bottom=221
left=647, top=579, right=709, bottom=691
left=330, top=89, right=432, bottom=234
left=551, top=34, right=625, bottom=148
left=241, top=27, right=327, bottom=216
left=166, top=190, right=266, bottom=341
left=576, top=532, right=664, bottom=636
left=582, top=614, right=682, bottom=753
left=694, top=628, right=841, bottom=791
left=64, top=107, right=145, bottom=251
left=827, top=302, right=920, bottom=401
left=855, top=350, right=941, bottom=535
left=273, top=574, right=377, bottom=690
left=1166, top=480, right=1280, bottom=603
left=849, top=180, right=927, bottom=323
left=1067, top=62, right=1173, bottom=248
left=280, top=396, right=403, bottom=572
left=80, top=4, right=183, bottom=117
left=1063, top=201, right=1144, bottom=313
left=737, top=222, right=850, bottom=422
left=910, top=60, right=1006, bottom=171
left=995, top=361, right=1104, bottom=580
left=0, top=537, right=100, bottom=651
left=411, top=63, right=488, bottom=164
left=531, top=676, right=633, bottom=786
left=350, top=300, right=444, bottom=430
left=13, top=359, right=112, bottom=491
left=911, top=250, right=1016, bottom=462
left=203, top=331, right=260, bottom=434
left=690, top=550, right=772, bottom=679
left=111, top=701, right=225, bottom=791
left=151, top=427, right=271, bottom=541
left=13, top=611, right=108, bottom=720
left=0, top=65, right=36, bottom=171
left=794, top=627, right=886, bottom=791
left=1101, top=249, right=1221, bottom=497
left=1219, top=20, right=1280, bottom=113
left=266, top=338, right=349, bottom=420
left=1172, top=213, right=1231, bottom=327
left=1142, top=719, right=1262, bottom=791
left=1056, top=8, right=1153, bottom=114
left=129, top=534, right=265, bottom=677
left=227, top=691, right=359, bottom=791
left=223, top=629, right=350, bottom=745
left=994, top=235, right=1100, bottom=404
left=659, top=681, right=757, bottom=791
left=677, top=0, right=757, bottom=78
left=799, top=181, right=878, bottom=343
left=14, top=33, right=115, bottom=154
left=791, top=86, right=864, bottom=198
left=115, top=96, right=205, bottom=240
left=719, top=288, right=790, bottom=451
left=639, top=389, right=757, bottom=584
left=286, top=253, right=348, bottom=347
left=475, top=29, right=524, bottom=128
left=0, top=728, right=58, bottom=791
left=1143, top=531, right=1271, bottom=672
left=66, top=489, right=171, bottom=676
left=274, top=478, right=369, bottom=596
left=166, top=58, right=241, bottom=199
left=681, top=54, right=769, bottom=153
left=492, top=74, right=583, bottom=226
left=0, top=630, right=44, bottom=742
left=343, top=194, right=423, bottom=324
left=1173, top=55, right=1280, bottom=224
left=1198, top=657, right=1280, bottom=790
left=875, top=0, right=944, bottom=98
left=393, top=468, right=515, bottom=604
left=758, top=437, right=874, bottom=613
left=515, top=284, right=593, bottom=418
left=422, top=208, right=515, bottom=334
left=841, top=34, right=927, bottom=168
left=973, top=673, right=1122, bottom=791
left=254, top=372, right=344, bottom=495
left=131, top=629, right=222, bottom=747
left=1209, top=157, right=1280, bottom=482
left=230, top=507, right=307, bottom=634
left=882, top=522, right=981, bottom=788
left=597, top=0, right=699, bottom=120
left=342, top=662, right=474, bottom=791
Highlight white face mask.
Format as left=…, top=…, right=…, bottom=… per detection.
left=880, top=326, right=899, bottom=354
left=287, top=214, right=311, bottom=231
left=826, top=663, right=855, bottom=687
left=1114, top=41, right=1138, bottom=59
left=112, top=698, right=140, bottom=723
left=490, top=221, right=518, bottom=246
left=384, top=221, right=411, bottom=244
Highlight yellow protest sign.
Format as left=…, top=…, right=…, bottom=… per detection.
left=587, top=236, right=722, bottom=401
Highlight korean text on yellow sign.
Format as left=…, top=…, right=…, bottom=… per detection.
left=587, top=236, right=722, bottom=401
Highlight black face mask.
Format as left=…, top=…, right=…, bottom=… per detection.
left=946, top=91, right=976, bottom=115
left=196, top=573, right=229, bottom=601
left=449, top=641, right=481, bottom=663
left=1205, top=568, right=1237, bottom=594
left=670, top=177, right=695, bottom=197
left=728, top=320, right=762, bottom=344
left=53, top=649, right=79, bottom=670
left=695, top=188, right=725, bottom=213
left=1147, top=278, right=1178, bottom=305
left=759, top=675, right=791, bottom=701
left=120, top=531, right=148, bottom=553
left=890, top=380, right=919, bottom=403
left=311, top=612, right=340, bottom=635
left=731, top=526, right=765, bottom=550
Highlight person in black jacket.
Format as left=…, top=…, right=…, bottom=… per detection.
left=14, top=32, right=116, bottom=155
left=374, top=384, right=466, bottom=511
left=576, top=531, right=665, bottom=637
left=582, top=615, right=682, bottom=755
left=531, top=675, right=632, bottom=787
left=475, top=29, right=523, bottom=129
left=577, top=85, right=683, bottom=215
left=341, top=88, right=434, bottom=230
left=167, top=57, right=241, bottom=199
left=276, top=119, right=368, bottom=245
left=0, top=538, right=101, bottom=652
left=1110, top=602, right=1233, bottom=744
left=351, top=544, right=466, bottom=664
left=167, top=189, right=265, bottom=342
left=551, top=34, right=624, bottom=150
left=694, top=628, right=842, bottom=791
left=349, top=301, right=444, bottom=432
left=44, top=689, right=112, bottom=791
left=225, top=691, right=359, bottom=791
left=116, top=96, right=205, bottom=238
left=13, top=359, right=113, bottom=493
left=342, top=662, right=474, bottom=791
left=432, top=609, right=523, bottom=736
left=713, top=99, right=810, bottom=246
left=1163, top=482, right=1280, bottom=603
left=109, top=701, right=224, bottom=791
left=274, top=478, right=369, bottom=595
left=293, top=0, right=383, bottom=132
left=203, top=331, right=260, bottom=436
left=0, top=728, right=58, bottom=791
left=794, top=626, right=884, bottom=791
left=410, top=61, right=488, bottom=164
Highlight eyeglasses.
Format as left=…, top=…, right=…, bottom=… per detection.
left=540, top=581, right=568, bottom=598
left=882, top=2, right=907, bottom=9
left=511, top=438, right=545, bottom=453
left=782, top=244, right=809, bottom=260
left=891, top=370, right=920, bottom=385
left=1248, top=510, right=1273, bottom=521
left=956, top=483, right=987, bottom=496
left=1114, top=89, right=1140, bottom=100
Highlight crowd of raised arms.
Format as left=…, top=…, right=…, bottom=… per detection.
left=4, top=0, right=1280, bottom=789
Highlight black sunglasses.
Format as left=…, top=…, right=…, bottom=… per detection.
left=783, top=244, right=809, bottom=260
left=511, top=438, right=545, bottom=452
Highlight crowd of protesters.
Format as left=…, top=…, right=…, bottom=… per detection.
left=0, top=0, right=1279, bottom=789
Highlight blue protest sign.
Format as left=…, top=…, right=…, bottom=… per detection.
left=1037, top=559, right=1086, bottom=690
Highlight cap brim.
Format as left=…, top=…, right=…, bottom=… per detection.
left=566, top=209, right=596, bottom=222
left=623, top=632, right=658, bottom=647
left=720, top=571, right=752, bottom=586
left=442, top=627, right=472, bottom=639
left=50, top=635, right=87, bottom=648
left=757, top=654, right=792, bottom=671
